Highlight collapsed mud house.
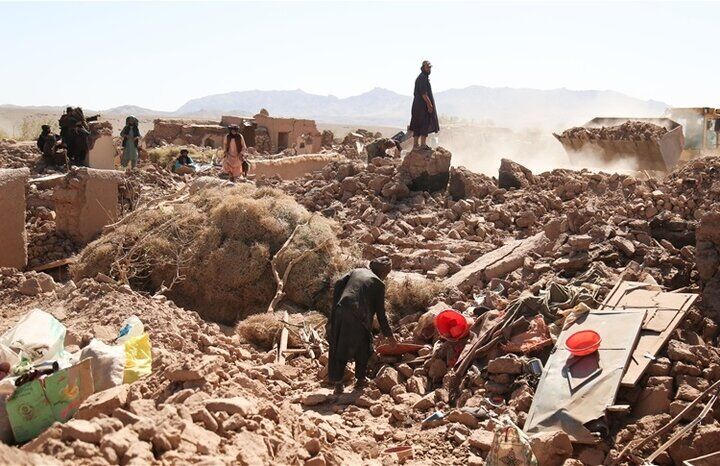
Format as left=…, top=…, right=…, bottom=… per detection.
left=143, top=110, right=323, bottom=154
left=3, top=119, right=720, bottom=465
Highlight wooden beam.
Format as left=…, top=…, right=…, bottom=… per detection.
left=275, top=311, right=289, bottom=364
left=31, top=257, right=77, bottom=272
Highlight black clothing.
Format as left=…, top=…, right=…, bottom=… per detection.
left=69, top=126, right=91, bottom=166
left=120, top=125, right=141, bottom=148
left=177, top=154, right=193, bottom=165
left=408, top=71, right=439, bottom=137
left=365, top=138, right=389, bottom=163
left=37, top=131, right=54, bottom=152
left=59, top=114, right=77, bottom=145
left=327, top=268, right=392, bottom=383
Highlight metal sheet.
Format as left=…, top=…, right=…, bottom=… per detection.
left=524, top=311, right=644, bottom=444
left=601, top=281, right=697, bottom=387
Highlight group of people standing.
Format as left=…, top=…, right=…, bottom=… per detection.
left=35, top=107, right=100, bottom=167
left=35, top=109, right=141, bottom=170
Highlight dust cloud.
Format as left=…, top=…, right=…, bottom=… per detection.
left=436, top=125, right=641, bottom=176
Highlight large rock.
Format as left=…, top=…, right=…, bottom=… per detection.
left=204, top=397, right=258, bottom=416
left=487, top=356, right=524, bottom=375
left=444, top=232, right=551, bottom=292
left=75, top=385, right=129, bottom=420
left=498, top=158, right=535, bottom=189
left=399, top=147, right=452, bottom=193
left=530, top=431, right=573, bottom=466
left=448, top=166, right=493, bottom=200
left=61, top=419, right=102, bottom=444
left=374, top=366, right=400, bottom=393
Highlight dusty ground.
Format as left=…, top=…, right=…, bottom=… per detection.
left=1, top=130, right=720, bottom=465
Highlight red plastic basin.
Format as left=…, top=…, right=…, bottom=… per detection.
left=434, top=309, right=470, bottom=341
left=565, top=330, right=601, bottom=356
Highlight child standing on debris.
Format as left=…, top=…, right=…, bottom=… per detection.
left=327, top=257, right=397, bottom=394
left=223, top=125, right=248, bottom=181
left=120, top=115, right=141, bottom=169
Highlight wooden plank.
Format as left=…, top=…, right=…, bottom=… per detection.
left=31, top=257, right=76, bottom=272
left=601, top=281, right=698, bottom=387
left=275, top=311, right=289, bottom=364
left=684, top=451, right=720, bottom=466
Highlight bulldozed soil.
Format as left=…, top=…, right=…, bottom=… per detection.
left=560, top=121, right=669, bottom=141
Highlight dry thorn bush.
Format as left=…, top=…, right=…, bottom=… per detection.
left=236, top=311, right=327, bottom=350
left=385, top=273, right=447, bottom=322
left=73, top=184, right=353, bottom=324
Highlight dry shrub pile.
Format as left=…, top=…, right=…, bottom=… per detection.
left=236, top=311, right=327, bottom=350
left=385, top=272, right=446, bottom=321
left=72, top=184, right=351, bottom=324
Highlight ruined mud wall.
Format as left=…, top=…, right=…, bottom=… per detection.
left=251, top=154, right=342, bottom=180
left=254, top=114, right=322, bottom=153
left=143, top=119, right=226, bottom=148
left=54, top=168, right=123, bottom=243
left=0, top=168, right=29, bottom=268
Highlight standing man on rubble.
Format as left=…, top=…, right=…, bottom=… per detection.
left=327, top=257, right=397, bottom=394
left=223, top=124, right=248, bottom=181
left=408, top=60, right=439, bottom=150
left=120, top=115, right=141, bottom=169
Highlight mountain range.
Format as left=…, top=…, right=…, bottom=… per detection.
left=2, top=85, right=669, bottom=131
left=169, top=86, right=668, bottom=129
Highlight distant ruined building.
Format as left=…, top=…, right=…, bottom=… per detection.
left=143, top=111, right=322, bottom=154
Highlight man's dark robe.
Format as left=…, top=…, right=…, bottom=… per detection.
left=37, top=131, right=54, bottom=153
left=327, top=268, right=392, bottom=383
left=409, top=71, right=439, bottom=137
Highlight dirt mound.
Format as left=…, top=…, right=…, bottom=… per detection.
left=560, top=120, right=668, bottom=141
left=72, top=184, right=351, bottom=324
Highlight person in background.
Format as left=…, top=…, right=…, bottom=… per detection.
left=408, top=60, right=439, bottom=150
left=37, top=125, right=59, bottom=153
left=173, top=148, right=195, bottom=175
left=365, top=138, right=402, bottom=163
left=223, top=124, right=248, bottom=181
left=36, top=125, right=64, bottom=167
left=58, top=107, right=76, bottom=147
left=327, top=257, right=397, bottom=394
left=120, top=115, right=141, bottom=169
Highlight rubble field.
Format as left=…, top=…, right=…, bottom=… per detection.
left=1, top=132, right=720, bottom=466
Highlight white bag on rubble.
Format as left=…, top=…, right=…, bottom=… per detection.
left=0, top=343, right=19, bottom=367
left=80, top=339, right=126, bottom=392
left=116, top=315, right=144, bottom=344
left=0, top=309, right=67, bottom=366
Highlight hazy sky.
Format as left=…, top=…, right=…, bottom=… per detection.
left=1, top=1, right=717, bottom=111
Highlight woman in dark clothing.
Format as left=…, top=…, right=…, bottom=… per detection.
left=408, top=60, right=439, bottom=150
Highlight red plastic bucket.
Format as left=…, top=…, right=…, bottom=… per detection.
left=434, top=309, right=471, bottom=341
left=565, top=330, right=602, bottom=356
